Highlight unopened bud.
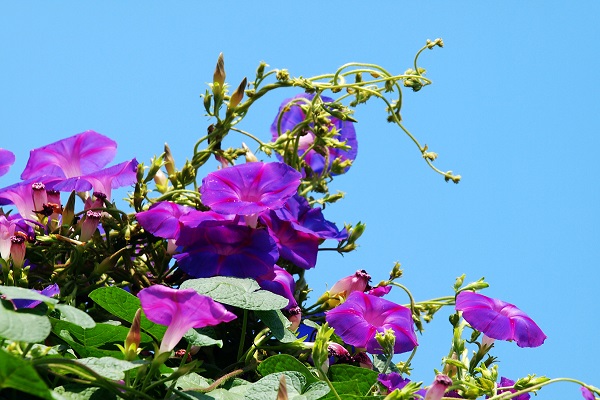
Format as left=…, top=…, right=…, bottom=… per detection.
left=164, top=143, right=176, bottom=177
left=228, top=77, right=247, bottom=110
left=213, top=53, right=225, bottom=87
left=242, top=143, right=258, bottom=163
left=154, top=169, right=169, bottom=194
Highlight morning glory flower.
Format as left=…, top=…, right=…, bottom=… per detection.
left=377, top=372, right=427, bottom=398
left=274, top=194, right=347, bottom=240
left=494, top=377, right=530, bottom=400
left=0, top=179, right=49, bottom=220
left=21, top=130, right=117, bottom=181
left=200, top=161, right=301, bottom=217
left=326, top=291, right=418, bottom=354
left=256, top=265, right=298, bottom=311
left=271, top=93, right=358, bottom=176
left=174, top=224, right=278, bottom=278
left=581, top=386, right=595, bottom=400
left=0, top=149, right=15, bottom=178
left=424, top=374, right=453, bottom=400
left=136, top=201, right=193, bottom=240
left=455, top=291, right=547, bottom=348
left=11, top=283, right=60, bottom=309
left=138, top=285, right=236, bottom=354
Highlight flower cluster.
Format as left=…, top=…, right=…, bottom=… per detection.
left=0, top=49, right=595, bottom=400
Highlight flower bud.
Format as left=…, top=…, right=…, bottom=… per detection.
left=375, top=328, right=396, bottom=356
left=154, top=169, right=169, bottom=194
left=31, top=182, right=47, bottom=215
left=164, top=143, right=176, bottom=177
left=213, top=53, right=226, bottom=88
left=10, top=235, right=26, bottom=271
left=228, top=77, right=247, bottom=110
left=122, top=309, right=142, bottom=361
left=242, top=143, right=259, bottom=163
left=80, top=210, right=102, bottom=242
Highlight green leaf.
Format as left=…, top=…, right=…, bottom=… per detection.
left=89, top=286, right=167, bottom=339
left=0, top=300, right=51, bottom=342
left=321, top=381, right=364, bottom=399
left=52, top=319, right=152, bottom=347
left=246, top=371, right=329, bottom=400
left=180, top=277, right=288, bottom=310
left=184, top=327, right=223, bottom=348
left=55, top=304, right=96, bottom=329
left=75, top=357, right=143, bottom=380
left=372, top=354, right=400, bottom=373
left=257, top=354, right=319, bottom=384
left=175, top=388, right=246, bottom=400
left=171, top=372, right=213, bottom=391
left=329, top=364, right=379, bottom=393
left=254, top=309, right=297, bottom=343
left=54, top=384, right=117, bottom=400
left=0, top=286, right=59, bottom=305
left=0, top=349, right=54, bottom=400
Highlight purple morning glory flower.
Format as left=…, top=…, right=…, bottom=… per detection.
left=425, top=374, right=453, bottom=400
left=136, top=201, right=193, bottom=240
left=21, top=130, right=117, bottom=181
left=138, top=285, right=236, bottom=353
left=455, top=291, right=547, bottom=348
left=0, top=149, right=15, bottom=178
left=378, top=372, right=427, bottom=398
left=49, top=158, right=139, bottom=200
left=274, top=194, right=347, bottom=240
left=174, top=224, right=278, bottom=278
left=0, top=179, right=49, bottom=220
left=200, top=162, right=301, bottom=217
left=261, top=211, right=320, bottom=269
left=256, top=265, right=298, bottom=311
left=326, top=291, right=418, bottom=354
left=271, top=93, right=358, bottom=176
left=492, top=377, right=530, bottom=400
left=11, top=283, right=60, bottom=309
left=581, top=386, right=595, bottom=400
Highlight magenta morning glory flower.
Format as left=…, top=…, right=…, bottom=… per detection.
left=581, top=386, right=595, bottom=400
left=326, top=291, right=418, bottom=354
left=0, top=149, right=15, bottom=178
left=21, top=130, right=117, bottom=181
left=455, top=291, right=547, bottom=348
left=200, top=162, right=301, bottom=216
left=256, top=266, right=298, bottom=311
left=174, top=224, right=278, bottom=279
left=136, top=201, right=193, bottom=240
left=271, top=93, right=358, bottom=176
left=138, top=285, right=236, bottom=354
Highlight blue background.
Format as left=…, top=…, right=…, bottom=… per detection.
left=1, top=2, right=598, bottom=398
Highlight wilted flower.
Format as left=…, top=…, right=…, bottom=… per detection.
left=455, top=291, right=547, bottom=348
left=425, top=374, right=453, bottom=400
left=271, top=93, right=358, bottom=176
left=138, top=285, right=236, bottom=354
left=326, top=291, right=418, bottom=354
left=200, top=161, right=301, bottom=217
left=256, top=266, right=298, bottom=311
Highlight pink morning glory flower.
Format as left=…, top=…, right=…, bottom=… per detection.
left=0, top=149, right=15, bottom=178
left=174, top=224, right=278, bottom=278
left=138, top=285, right=236, bottom=354
left=455, top=291, right=547, bottom=348
left=21, top=130, right=117, bottom=181
left=271, top=93, right=358, bottom=176
left=326, top=291, right=418, bottom=354
left=200, top=162, right=301, bottom=216
left=425, top=374, right=453, bottom=400
left=0, top=179, right=49, bottom=220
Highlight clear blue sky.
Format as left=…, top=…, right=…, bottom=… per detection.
left=1, top=2, right=598, bottom=398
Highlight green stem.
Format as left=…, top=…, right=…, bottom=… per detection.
left=237, top=309, right=249, bottom=361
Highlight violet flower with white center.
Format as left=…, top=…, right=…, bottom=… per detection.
left=0, top=149, right=15, bottom=177
left=21, top=130, right=117, bottom=181
left=425, top=374, right=453, bottom=400
left=11, top=283, right=60, bottom=309
left=326, top=291, right=418, bottom=354
left=138, top=285, right=236, bottom=354
left=260, top=211, right=320, bottom=269
left=455, top=291, right=547, bottom=348
left=200, top=161, right=301, bottom=219
left=271, top=93, right=358, bottom=176
left=174, top=224, right=278, bottom=279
